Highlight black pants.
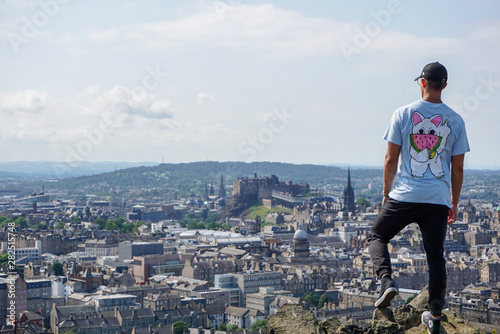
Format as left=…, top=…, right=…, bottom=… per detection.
left=368, top=198, right=449, bottom=316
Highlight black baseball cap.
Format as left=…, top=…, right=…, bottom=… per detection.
left=414, top=62, right=447, bottom=83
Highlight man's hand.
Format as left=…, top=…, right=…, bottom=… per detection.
left=447, top=205, right=458, bottom=225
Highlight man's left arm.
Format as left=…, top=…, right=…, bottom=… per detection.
left=448, top=153, right=465, bottom=225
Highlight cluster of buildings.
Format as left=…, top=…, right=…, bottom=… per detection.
left=1, top=171, right=500, bottom=333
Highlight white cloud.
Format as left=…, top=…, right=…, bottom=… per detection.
left=78, top=84, right=173, bottom=120
left=197, top=91, right=216, bottom=105
left=76, top=3, right=471, bottom=65
left=86, top=4, right=351, bottom=58
left=0, top=89, right=49, bottom=113
left=0, top=85, right=173, bottom=146
left=88, top=27, right=120, bottom=42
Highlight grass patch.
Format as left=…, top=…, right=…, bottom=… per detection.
left=243, top=205, right=293, bottom=220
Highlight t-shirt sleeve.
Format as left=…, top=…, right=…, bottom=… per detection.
left=452, top=120, right=471, bottom=156
left=383, top=110, right=402, bottom=145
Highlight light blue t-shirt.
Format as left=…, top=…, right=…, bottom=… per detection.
left=384, top=100, right=470, bottom=208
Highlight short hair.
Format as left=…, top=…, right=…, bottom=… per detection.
left=426, top=80, right=446, bottom=91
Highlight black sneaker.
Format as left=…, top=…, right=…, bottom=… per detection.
left=421, top=311, right=441, bottom=334
left=374, top=276, right=398, bottom=308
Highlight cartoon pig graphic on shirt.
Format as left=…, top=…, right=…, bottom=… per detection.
left=409, top=112, right=450, bottom=178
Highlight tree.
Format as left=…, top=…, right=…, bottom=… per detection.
left=217, top=324, right=227, bottom=331
left=187, top=220, right=205, bottom=230
left=94, top=218, right=107, bottom=229
left=55, top=221, right=66, bottom=229
left=15, top=217, right=29, bottom=229
left=250, top=319, right=267, bottom=331
left=206, top=221, right=221, bottom=230
left=201, top=208, right=208, bottom=221
left=356, top=197, right=371, bottom=207
left=53, top=262, right=64, bottom=276
left=173, top=321, right=188, bottom=334
left=226, top=324, right=243, bottom=331
left=0, top=254, right=8, bottom=266
left=255, top=214, right=263, bottom=226
left=206, top=212, right=220, bottom=223
left=303, top=291, right=318, bottom=307
left=318, top=293, right=330, bottom=309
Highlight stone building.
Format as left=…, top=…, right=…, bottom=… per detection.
left=224, top=306, right=266, bottom=331
left=84, top=237, right=119, bottom=257
left=142, top=292, right=181, bottom=311
left=182, top=258, right=235, bottom=285
left=480, top=261, right=500, bottom=284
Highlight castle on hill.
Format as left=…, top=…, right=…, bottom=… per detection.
left=231, top=173, right=310, bottom=202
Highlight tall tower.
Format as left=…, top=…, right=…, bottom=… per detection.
left=343, top=167, right=356, bottom=213
left=204, top=182, right=209, bottom=201
left=218, top=175, right=226, bottom=198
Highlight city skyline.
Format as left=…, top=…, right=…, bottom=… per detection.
left=1, top=1, right=500, bottom=169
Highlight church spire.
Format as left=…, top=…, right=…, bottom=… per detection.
left=347, top=167, right=352, bottom=188
left=218, top=175, right=226, bottom=198
left=204, top=182, right=209, bottom=201
left=343, top=167, right=355, bottom=213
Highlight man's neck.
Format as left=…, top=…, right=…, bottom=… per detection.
left=422, top=96, right=442, bottom=103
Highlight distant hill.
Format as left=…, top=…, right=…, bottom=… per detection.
left=0, top=161, right=158, bottom=178
left=40, top=161, right=384, bottom=198
left=6, top=161, right=498, bottom=201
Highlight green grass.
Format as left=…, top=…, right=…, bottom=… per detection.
left=243, top=205, right=292, bottom=220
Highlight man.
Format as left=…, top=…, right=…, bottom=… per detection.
left=368, top=62, right=469, bottom=334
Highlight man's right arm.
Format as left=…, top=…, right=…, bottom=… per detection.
left=448, top=153, right=465, bottom=224
left=383, top=142, right=401, bottom=205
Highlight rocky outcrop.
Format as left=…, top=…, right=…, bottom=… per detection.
left=267, top=304, right=322, bottom=334
left=267, top=289, right=486, bottom=334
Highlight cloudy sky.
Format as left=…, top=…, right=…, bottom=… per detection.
left=1, top=0, right=499, bottom=169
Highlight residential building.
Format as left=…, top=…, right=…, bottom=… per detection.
left=214, top=274, right=240, bottom=307
left=480, top=261, right=500, bottom=284
left=15, top=240, right=42, bottom=263
left=133, top=254, right=184, bottom=283
left=92, top=294, right=140, bottom=313
left=224, top=306, right=266, bottom=330
left=84, top=238, right=119, bottom=257
left=233, top=272, right=283, bottom=306
left=142, top=293, right=181, bottom=311
left=182, top=258, right=235, bottom=284
left=245, top=287, right=278, bottom=315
